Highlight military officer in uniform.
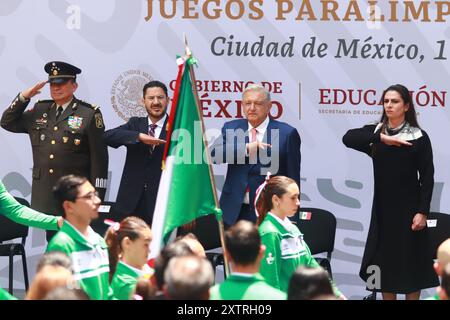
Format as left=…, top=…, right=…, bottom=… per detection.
left=1, top=61, right=109, bottom=241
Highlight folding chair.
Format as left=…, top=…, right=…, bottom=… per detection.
left=0, top=197, right=30, bottom=295
left=291, top=207, right=337, bottom=279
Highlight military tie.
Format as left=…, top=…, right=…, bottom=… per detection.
left=56, top=105, right=63, bottom=121
left=148, top=123, right=158, bottom=152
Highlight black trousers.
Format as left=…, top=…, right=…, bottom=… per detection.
left=224, top=203, right=256, bottom=229
left=133, top=183, right=156, bottom=226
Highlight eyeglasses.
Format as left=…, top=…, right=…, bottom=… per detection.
left=146, top=95, right=167, bottom=102
left=76, top=191, right=100, bottom=201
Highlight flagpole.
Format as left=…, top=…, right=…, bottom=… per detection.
left=184, top=35, right=231, bottom=277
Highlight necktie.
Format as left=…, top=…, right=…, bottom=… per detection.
left=246, top=127, right=258, bottom=195
left=251, top=128, right=257, bottom=142
left=249, top=127, right=258, bottom=162
left=56, top=106, right=63, bottom=120
left=149, top=123, right=158, bottom=152
left=149, top=123, right=158, bottom=137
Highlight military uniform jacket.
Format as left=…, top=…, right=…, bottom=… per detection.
left=1, top=94, right=108, bottom=215
left=259, top=213, right=341, bottom=297
left=0, top=181, right=59, bottom=231
left=210, top=273, right=286, bottom=300
left=46, top=221, right=113, bottom=300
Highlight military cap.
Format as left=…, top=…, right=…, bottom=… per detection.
left=44, top=61, right=82, bottom=84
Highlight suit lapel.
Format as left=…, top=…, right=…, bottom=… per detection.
left=139, top=117, right=149, bottom=134
left=159, top=116, right=168, bottom=141
left=263, top=119, right=278, bottom=146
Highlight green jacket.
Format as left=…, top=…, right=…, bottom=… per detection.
left=0, top=287, right=17, bottom=300
left=0, top=181, right=58, bottom=230
left=424, top=294, right=440, bottom=300
left=259, top=213, right=341, bottom=297
left=210, top=273, right=286, bottom=300
left=111, top=261, right=142, bottom=300
left=46, top=221, right=113, bottom=300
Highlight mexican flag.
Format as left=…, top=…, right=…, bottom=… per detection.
left=150, top=55, right=222, bottom=257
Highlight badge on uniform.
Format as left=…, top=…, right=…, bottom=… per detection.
left=40, top=134, right=46, bottom=141
left=35, top=118, right=48, bottom=125
left=68, top=116, right=83, bottom=130
left=266, top=253, right=275, bottom=265
left=95, top=113, right=104, bottom=129
left=63, top=137, right=69, bottom=143
left=74, top=139, right=81, bottom=146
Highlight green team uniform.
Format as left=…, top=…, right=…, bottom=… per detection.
left=0, top=287, right=17, bottom=300
left=210, top=273, right=286, bottom=300
left=111, top=261, right=152, bottom=300
left=259, top=213, right=342, bottom=297
left=0, top=181, right=58, bottom=230
left=46, top=221, right=113, bottom=300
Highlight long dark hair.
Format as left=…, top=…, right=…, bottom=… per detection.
left=105, top=216, right=150, bottom=282
left=255, top=176, right=297, bottom=226
left=379, top=84, right=420, bottom=129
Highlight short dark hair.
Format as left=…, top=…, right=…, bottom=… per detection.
left=225, top=221, right=261, bottom=265
left=36, top=251, right=73, bottom=273
left=52, top=175, right=88, bottom=216
left=153, top=241, right=194, bottom=290
left=143, top=80, right=168, bottom=98
left=164, top=256, right=214, bottom=300
left=288, top=267, right=334, bottom=300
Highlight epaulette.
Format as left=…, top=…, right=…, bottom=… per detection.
left=36, top=100, right=54, bottom=104
left=78, top=100, right=100, bottom=111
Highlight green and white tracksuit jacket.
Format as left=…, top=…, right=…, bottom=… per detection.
left=210, top=273, right=286, bottom=300
left=0, top=287, right=17, bottom=300
left=0, top=181, right=59, bottom=230
left=259, top=213, right=342, bottom=297
left=46, top=221, right=113, bottom=300
left=111, top=261, right=153, bottom=300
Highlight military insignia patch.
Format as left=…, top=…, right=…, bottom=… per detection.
left=68, top=116, right=83, bottom=129
left=35, top=118, right=48, bottom=125
left=95, top=112, right=104, bottom=129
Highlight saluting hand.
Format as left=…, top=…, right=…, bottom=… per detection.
left=21, top=80, right=48, bottom=99
left=380, top=133, right=412, bottom=147
left=138, top=133, right=166, bottom=146
left=411, top=213, right=427, bottom=231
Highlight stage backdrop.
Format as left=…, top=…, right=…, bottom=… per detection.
left=1, top=1, right=449, bottom=299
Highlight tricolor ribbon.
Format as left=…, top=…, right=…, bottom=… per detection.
left=104, top=219, right=120, bottom=231
left=254, top=172, right=272, bottom=217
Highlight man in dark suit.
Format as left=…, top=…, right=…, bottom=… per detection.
left=210, top=84, right=301, bottom=227
left=1, top=61, right=109, bottom=241
left=104, top=81, right=167, bottom=225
